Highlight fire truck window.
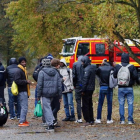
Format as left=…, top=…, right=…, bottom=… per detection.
left=77, top=43, right=89, bottom=55
left=96, top=44, right=105, bottom=54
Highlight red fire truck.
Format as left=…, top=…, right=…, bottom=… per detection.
left=60, top=37, right=140, bottom=72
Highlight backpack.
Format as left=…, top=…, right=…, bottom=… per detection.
left=109, top=70, right=118, bottom=88
left=117, top=64, right=131, bottom=86
left=33, top=65, right=43, bottom=82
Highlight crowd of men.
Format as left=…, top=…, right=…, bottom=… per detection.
left=0, top=53, right=138, bottom=132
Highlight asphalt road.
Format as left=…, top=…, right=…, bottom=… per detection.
left=1, top=88, right=140, bottom=140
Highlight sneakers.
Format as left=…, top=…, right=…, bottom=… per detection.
left=75, top=119, right=83, bottom=123
left=107, top=120, right=113, bottom=124
left=53, top=120, right=58, bottom=126
left=42, top=123, right=48, bottom=127
left=24, top=121, right=29, bottom=124
left=18, top=123, right=29, bottom=127
left=62, top=118, right=70, bottom=121
left=128, top=121, right=135, bottom=124
left=9, top=117, right=16, bottom=120
left=120, top=121, right=125, bottom=124
left=46, top=125, right=54, bottom=132
left=81, top=122, right=90, bottom=127
left=17, top=117, right=20, bottom=120
left=70, top=117, right=76, bottom=121
left=95, top=119, right=101, bottom=124
left=89, top=121, right=94, bottom=125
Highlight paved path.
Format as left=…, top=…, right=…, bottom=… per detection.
left=1, top=88, right=140, bottom=140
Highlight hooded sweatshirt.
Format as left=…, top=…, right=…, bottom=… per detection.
left=113, top=53, right=138, bottom=87
left=37, top=66, right=62, bottom=98
left=6, top=58, right=18, bottom=87
left=59, top=58, right=74, bottom=93
left=0, top=62, right=5, bottom=86
left=72, top=55, right=84, bottom=87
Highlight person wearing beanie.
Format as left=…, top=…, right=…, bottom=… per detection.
left=44, top=54, right=53, bottom=60
left=6, top=58, right=21, bottom=120
left=37, top=58, right=62, bottom=132
left=14, top=57, right=31, bottom=127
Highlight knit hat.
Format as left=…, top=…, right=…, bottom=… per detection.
left=41, top=58, right=51, bottom=66
left=46, top=54, right=53, bottom=60
left=18, top=57, right=26, bottom=64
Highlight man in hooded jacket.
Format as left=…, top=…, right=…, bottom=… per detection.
left=37, top=58, right=62, bottom=132
left=113, top=53, right=137, bottom=124
left=6, top=58, right=21, bottom=120
left=72, top=56, right=83, bottom=123
left=81, top=56, right=96, bottom=126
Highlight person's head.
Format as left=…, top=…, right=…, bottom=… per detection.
left=101, top=58, right=107, bottom=66
left=44, top=54, right=53, bottom=61
left=51, top=58, right=60, bottom=69
left=41, top=58, right=51, bottom=67
left=81, top=56, right=91, bottom=67
left=60, top=58, right=67, bottom=67
left=121, top=53, right=129, bottom=63
left=18, top=57, right=26, bottom=67
left=9, top=58, right=17, bottom=65
left=39, top=57, right=44, bottom=63
left=78, top=55, right=84, bottom=62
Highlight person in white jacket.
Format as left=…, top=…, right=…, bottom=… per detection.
left=59, top=58, right=75, bottom=121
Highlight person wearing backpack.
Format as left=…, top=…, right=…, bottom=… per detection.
left=37, top=58, right=62, bottom=132
left=6, top=58, right=21, bottom=120
left=59, top=58, right=75, bottom=121
left=113, top=53, right=138, bottom=124
left=95, top=59, right=114, bottom=124
left=72, top=55, right=84, bottom=123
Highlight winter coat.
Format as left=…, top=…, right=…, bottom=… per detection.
left=6, top=58, right=18, bottom=87
left=37, top=66, right=62, bottom=98
left=96, top=62, right=114, bottom=86
left=113, top=53, right=138, bottom=87
left=0, top=62, right=5, bottom=87
left=14, top=68, right=28, bottom=92
left=72, top=56, right=84, bottom=88
left=81, top=56, right=96, bottom=92
left=59, top=59, right=74, bottom=93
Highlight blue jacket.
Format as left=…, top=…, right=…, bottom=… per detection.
left=0, top=62, right=6, bottom=86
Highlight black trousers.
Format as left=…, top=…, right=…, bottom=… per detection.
left=0, top=86, right=5, bottom=100
left=51, top=96, right=60, bottom=120
left=75, top=88, right=82, bottom=119
left=82, top=90, right=94, bottom=122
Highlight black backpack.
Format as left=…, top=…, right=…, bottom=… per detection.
left=33, top=65, right=43, bottom=82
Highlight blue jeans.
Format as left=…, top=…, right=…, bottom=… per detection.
left=118, top=87, right=134, bottom=121
left=35, top=86, right=38, bottom=107
left=62, top=92, right=75, bottom=118
left=97, top=86, right=113, bottom=120
left=8, top=87, right=21, bottom=118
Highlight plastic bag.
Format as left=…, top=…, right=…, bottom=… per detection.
left=11, top=81, right=18, bottom=96
left=34, top=101, right=43, bottom=117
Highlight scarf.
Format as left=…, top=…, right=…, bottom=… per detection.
left=18, top=64, right=31, bottom=96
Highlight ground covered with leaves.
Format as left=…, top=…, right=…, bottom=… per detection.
left=1, top=86, right=140, bottom=140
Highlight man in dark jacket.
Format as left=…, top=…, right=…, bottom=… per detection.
left=95, top=59, right=114, bottom=124
left=6, top=58, right=21, bottom=120
left=72, top=55, right=83, bottom=123
left=37, top=58, right=62, bottom=132
left=0, top=61, right=6, bottom=100
left=14, top=57, right=31, bottom=127
left=113, top=53, right=138, bottom=124
left=81, top=56, right=96, bottom=126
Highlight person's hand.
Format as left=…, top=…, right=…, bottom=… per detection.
left=27, top=80, right=31, bottom=84
left=113, top=62, right=116, bottom=67
left=63, top=77, right=66, bottom=81
left=82, top=92, right=85, bottom=95
left=59, top=99, right=62, bottom=103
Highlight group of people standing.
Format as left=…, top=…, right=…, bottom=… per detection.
left=0, top=52, right=138, bottom=132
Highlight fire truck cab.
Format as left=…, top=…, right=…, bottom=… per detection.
left=60, top=36, right=111, bottom=68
